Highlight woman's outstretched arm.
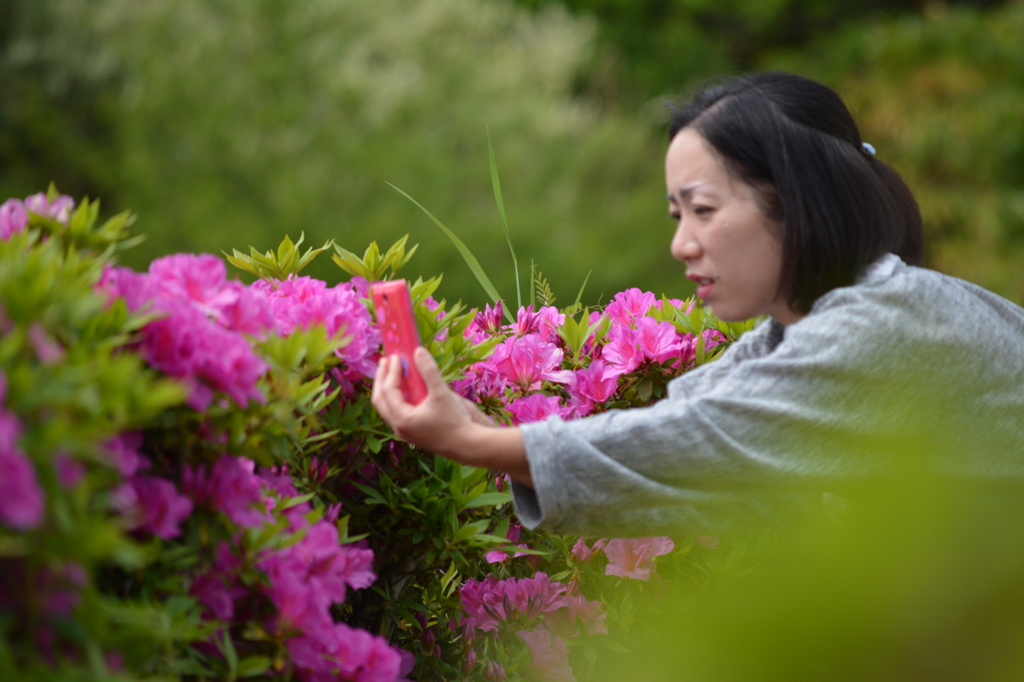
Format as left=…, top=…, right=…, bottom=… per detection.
left=371, top=347, right=532, bottom=487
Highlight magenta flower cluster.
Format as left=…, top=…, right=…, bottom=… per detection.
left=456, top=289, right=722, bottom=422
left=99, top=257, right=378, bottom=411
left=459, top=571, right=606, bottom=682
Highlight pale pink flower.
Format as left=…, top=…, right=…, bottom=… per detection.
left=0, top=199, right=28, bottom=240
left=516, top=629, right=576, bottom=682
left=543, top=594, right=607, bottom=639
left=27, top=324, right=65, bottom=364
left=603, top=537, right=675, bottom=581
left=570, top=538, right=608, bottom=563
left=23, top=192, right=75, bottom=224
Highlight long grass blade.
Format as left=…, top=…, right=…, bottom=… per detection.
left=573, top=270, right=592, bottom=307
left=386, top=182, right=514, bottom=323
left=487, top=128, right=521, bottom=310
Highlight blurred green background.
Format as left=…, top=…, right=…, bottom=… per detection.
left=2, top=0, right=1023, bottom=306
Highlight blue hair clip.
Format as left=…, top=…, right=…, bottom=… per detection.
left=862, top=142, right=877, bottom=155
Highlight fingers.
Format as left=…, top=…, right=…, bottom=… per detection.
left=413, top=347, right=447, bottom=394
left=372, top=354, right=409, bottom=424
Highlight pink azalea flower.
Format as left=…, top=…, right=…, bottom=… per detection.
left=0, top=199, right=28, bottom=240
left=603, top=537, right=675, bottom=581
left=534, top=306, right=565, bottom=344
left=543, top=594, right=607, bottom=639
left=510, top=305, right=541, bottom=336
left=487, top=335, right=573, bottom=392
left=54, top=452, right=86, bottom=490
left=289, top=623, right=403, bottom=682
left=0, top=377, right=44, bottom=530
left=149, top=253, right=239, bottom=318
left=216, top=281, right=277, bottom=336
left=24, top=192, right=75, bottom=224
left=27, top=324, right=65, bottom=364
left=516, top=629, right=576, bottom=682
left=254, top=276, right=379, bottom=377
left=452, top=364, right=508, bottom=402
left=102, top=431, right=147, bottom=478
left=485, top=522, right=530, bottom=563
left=567, top=359, right=618, bottom=406
left=605, top=288, right=656, bottom=328
left=42, top=562, right=87, bottom=615
left=97, top=265, right=157, bottom=312
left=190, top=543, right=245, bottom=620
left=508, top=393, right=562, bottom=425
left=141, top=299, right=268, bottom=410
left=483, top=661, right=506, bottom=682
left=470, top=301, right=504, bottom=336
left=634, top=316, right=684, bottom=364
left=0, top=432, right=44, bottom=530
left=570, top=538, right=608, bottom=563
left=600, top=325, right=642, bottom=379
left=114, top=475, right=193, bottom=539
left=184, top=455, right=271, bottom=528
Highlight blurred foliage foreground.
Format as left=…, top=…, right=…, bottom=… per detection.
left=3, top=0, right=1024, bottom=305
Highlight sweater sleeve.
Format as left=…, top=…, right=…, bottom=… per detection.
left=509, top=295, right=922, bottom=537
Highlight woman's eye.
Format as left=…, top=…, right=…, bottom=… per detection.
left=669, top=212, right=681, bottom=222
left=693, top=206, right=712, bottom=217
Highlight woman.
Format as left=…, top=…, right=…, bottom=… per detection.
left=372, top=73, right=1024, bottom=538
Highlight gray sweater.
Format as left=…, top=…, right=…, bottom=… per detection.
left=511, top=255, right=1024, bottom=537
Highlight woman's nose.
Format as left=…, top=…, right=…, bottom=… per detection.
left=670, top=225, right=700, bottom=262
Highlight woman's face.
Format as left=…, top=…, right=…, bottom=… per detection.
left=666, top=128, right=803, bottom=326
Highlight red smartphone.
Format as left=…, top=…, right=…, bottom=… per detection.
left=371, top=279, right=428, bottom=405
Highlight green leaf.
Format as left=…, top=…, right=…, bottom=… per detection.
left=574, top=270, right=592, bottom=307
left=387, top=182, right=513, bottom=323
left=488, top=128, right=521, bottom=310
left=461, top=491, right=512, bottom=510
left=237, top=656, right=272, bottom=678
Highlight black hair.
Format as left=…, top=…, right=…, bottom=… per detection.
left=669, top=72, right=923, bottom=314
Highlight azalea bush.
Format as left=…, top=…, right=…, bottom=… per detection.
left=0, top=189, right=773, bottom=681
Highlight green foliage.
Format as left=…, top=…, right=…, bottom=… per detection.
left=332, top=234, right=418, bottom=283
left=226, top=233, right=334, bottom=281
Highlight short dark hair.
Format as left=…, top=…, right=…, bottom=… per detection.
left=669, top=72, right=923, bottom=314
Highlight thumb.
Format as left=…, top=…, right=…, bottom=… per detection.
left=413, top=346, right=447, bottom=393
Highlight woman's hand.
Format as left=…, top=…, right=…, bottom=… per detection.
left=372, top=347, right=474, bottom=458
left=371, top=347, right=532, bottom=486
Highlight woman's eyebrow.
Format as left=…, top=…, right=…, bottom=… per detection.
left=667, top=183, right=707, bottom=202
